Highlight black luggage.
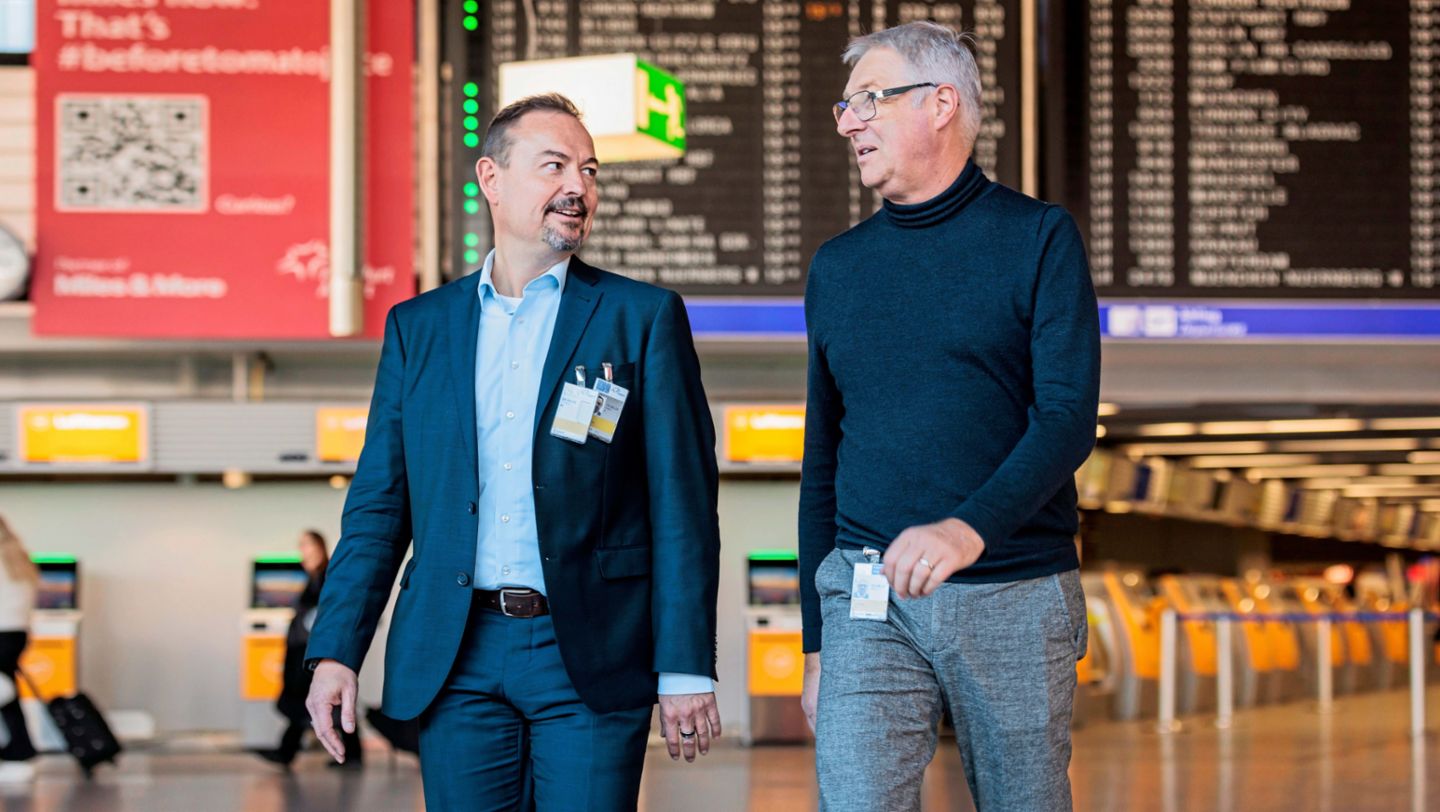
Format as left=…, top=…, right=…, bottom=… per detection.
left=19, top=670, right=121, bottom=777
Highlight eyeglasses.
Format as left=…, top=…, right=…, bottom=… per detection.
left=832, top=82, right=937, bottom=123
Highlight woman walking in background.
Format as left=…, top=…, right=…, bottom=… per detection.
left=255, top=529, right=363, bottom=770
left=0, top=516, right=39, bottom=783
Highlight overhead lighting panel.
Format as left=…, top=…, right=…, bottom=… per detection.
left=1201, top=419, right=1365, bottom=435
left=1370, top=417, right=1440, bottom=431
left=1246, top=464, right=1370, bottom=480
left=1377, top=463, right=1440, bottom=477
left=1275, top=438, right=1421, bottom=453
left=1119, top=441, right=1268, bottom=456
left=1190, top=454, right=1319, bottom=469
left=1135, top=423, right=1198, bottom=437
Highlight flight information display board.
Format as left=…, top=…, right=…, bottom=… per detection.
left=452, top=0, right=1022, bottom=296
left=1072, top=0, right=1439, bottom=299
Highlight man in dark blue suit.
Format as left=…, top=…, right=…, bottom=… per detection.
left=304, top=93, right=723, bottom=810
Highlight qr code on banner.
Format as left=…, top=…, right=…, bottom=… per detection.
left=55, top=95, right=208, bottom=213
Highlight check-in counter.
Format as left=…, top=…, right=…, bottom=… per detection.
left=1084, top=571, right=1162, bottom=721
left=1288, top=579, right=1368, bottom=695
left=1221, top=577, right=1301, bottom=705
left=743, top=551, right=808, bottom=745
left=1156, top=575, right=1224, bottom=715
left=1308, top=580, right=1376, bottom=694
left=240, top=555, right=305, bottom=748
left=1072, top=593, right=1117, bottom=728
left=20, top=556, right=82, bottom=752
left=1356, top=587, right=1411, bottom=691
left=1267, top=580, right=1346, bottom=701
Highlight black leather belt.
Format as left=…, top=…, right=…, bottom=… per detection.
left=474, top=588, right=549, bottom=618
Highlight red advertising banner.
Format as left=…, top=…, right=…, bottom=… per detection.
left=30, top=0, right=414, bottom=339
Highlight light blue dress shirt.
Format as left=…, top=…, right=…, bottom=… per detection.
left=471, top=250, right=712, bottom=696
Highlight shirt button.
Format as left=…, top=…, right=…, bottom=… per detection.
left=466, top=501, right=476, bottom=514
left=456, top=572, right=470, bottom=587
left=518, top=317, right=526, bottom=324
left=502, top=566, right=511, bottom=576
left=503, top=463, right=513, bottom=471
left=501, top=514, right=511, bottom=523
left=510, top=361, right=519, bottom=370
left=505, top=411, right=515, bottom=420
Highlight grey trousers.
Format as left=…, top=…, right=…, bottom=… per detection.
left=814, top=547, right=1087, bottom=812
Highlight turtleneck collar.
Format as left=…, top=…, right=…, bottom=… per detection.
left=881, top=159, right=989, bottom=229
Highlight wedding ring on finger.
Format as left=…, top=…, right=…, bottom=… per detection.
left=680, top=730, right=696, bottom=739
left=918, top=557, right=933, bottom=570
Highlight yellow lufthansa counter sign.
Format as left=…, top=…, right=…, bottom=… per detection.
left=18, top=636, right=77, bottom=699
left=19, top=404, right=147, bottom=464
left=748, top=629, right=804, bottom=697
left=241, top=634, right=287, bottom=701
left=316, top=408, right=368, bottom=463
left=724, top=405, right=805, bottom=464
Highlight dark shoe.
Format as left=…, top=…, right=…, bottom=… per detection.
left=252, top=748, right=294, bottom=770
left=326, top=757, right=364, bottom=770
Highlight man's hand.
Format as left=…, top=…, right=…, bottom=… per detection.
left=306, top=659, right=359, bottom=763
left=658, top=692, right=721, bottom=763
left=800, top=652, right=821, bottom=733
left=883, top=518, right=985, bottom=599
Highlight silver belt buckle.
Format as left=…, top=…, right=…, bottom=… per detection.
left=498, top=588, right=524, bottom=617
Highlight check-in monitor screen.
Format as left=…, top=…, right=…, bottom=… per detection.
left=748, top=557, right=800, bottom=607
left=252, top=561, right=307, bottom=610
left=35, top=560, right=77, bottom=611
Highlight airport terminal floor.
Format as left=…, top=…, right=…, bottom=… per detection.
left=6, top=687, right=1438, bottom=812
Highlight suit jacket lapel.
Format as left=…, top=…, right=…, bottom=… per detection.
left=448, top=272, right=482, bottom=468
left=533, top=258, right=601, bottom=437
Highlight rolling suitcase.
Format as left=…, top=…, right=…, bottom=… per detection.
left=18, top=670, right=121, bottom=777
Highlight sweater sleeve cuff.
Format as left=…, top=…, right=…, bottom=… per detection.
left=658, top=673, right=714, bottom=695
left=952, top=501, right=1005, bottom=553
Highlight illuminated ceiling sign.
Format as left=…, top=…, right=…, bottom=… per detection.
left=19, top=404, right=148, bottom=464
left=723, top=405, right=805, bottom=464
left=315, top=407, right=368, bottom=463
left=499, top=54, right=686, bottom=162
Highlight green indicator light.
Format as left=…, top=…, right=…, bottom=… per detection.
left=464, top=250, right=480, bottom=264
left=747, top=550, right=798, bottom=562
left=255, top=553, right=304, bottom=565
left=464, top=182, right=479, bottom=197
left=464, top=0, right=477, bottom=12
left=464, top=199, right=480, bottom=214
left=31, top=555, right=78, bottom=565
left=463, top=15, right=477, bottom=30
left=463, top=99, right=479, bottom=114
left=463, top=82, right=478, bottom=97
left=464, top=116, right=479, bottom=131
left=463, top=132, right=480, bottom=148
left=464, top=233, right=479, bottom=247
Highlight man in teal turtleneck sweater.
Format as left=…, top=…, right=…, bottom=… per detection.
left=798, top=22, right=1101, bottom=812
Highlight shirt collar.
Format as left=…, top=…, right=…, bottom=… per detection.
left=477, top=249, right=570, bottom=301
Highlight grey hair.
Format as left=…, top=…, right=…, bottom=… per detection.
left=842, top=22, right=982, bottom=149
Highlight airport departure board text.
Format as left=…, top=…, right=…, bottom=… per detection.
left=1077, top=0, right=1438, bottom=298
left=457, top=0, right=1021, bottom=295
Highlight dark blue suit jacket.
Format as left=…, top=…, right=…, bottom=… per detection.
left=306, top=258, right=721, bottom=718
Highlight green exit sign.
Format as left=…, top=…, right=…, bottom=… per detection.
left=636, top=60, right=686, bottom=154
left=499, top=54, right=688, bottom=163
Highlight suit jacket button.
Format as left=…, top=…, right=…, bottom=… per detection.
left=466, top=501, right=476, bottom=514
left=456, top=572, right=470, bottom=587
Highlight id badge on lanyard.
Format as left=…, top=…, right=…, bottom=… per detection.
left=850, top=547, right=889, bottom=621
left=550, top=366, right=599, bottom=444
